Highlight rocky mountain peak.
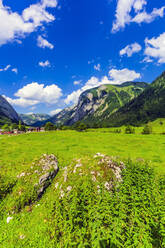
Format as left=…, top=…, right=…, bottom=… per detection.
left=0, top=95, right=21, bottom=125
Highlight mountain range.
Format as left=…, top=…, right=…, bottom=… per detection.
left=20, top=114, right=50, bottom=126
left=33, top=81, right=148, bottom=127
left=1, top=71, right=165, bottom=128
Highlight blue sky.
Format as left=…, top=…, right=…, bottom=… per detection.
left=0, top=0, right=165, bottom=115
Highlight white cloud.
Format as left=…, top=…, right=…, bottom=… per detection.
left=133, top=0, right=147, bottom=12
left=0, top=0, right=58, bottom=46
left=120, top=42, right=142, bottom=57
left=142, top=57, right=153, bottom=63
left=65, top=68, right=141, bottom=105
left=3, top=95, right=39, bottom=107
left=50, top=108, right=62, bottom=116
left=112, top=0, right=165, bottom=32
left=132, top=7, right=165, bottom=23
left=144, top=32, right=165, bottom=63
left=0, top=64, right=11, bottom=71
left=109, top=68, right=141, bottom=84
left=26, top=112, right=33, bottom=115
left=73, top=80, right=82, bottom=85
left=94, top=63, right=101, bottom=71
left=4, top=82, right=62, bottom=107
left=65, top=89, right=82, bottom=105
left=42, top=0, right=58, bottom=8
left=37, top=35, right=54, bottom=49
left=12, top=68, right=18, bottom=74
left=0, top=65, right=18, bottom=73
left=39, top=60, right=50, bottom=67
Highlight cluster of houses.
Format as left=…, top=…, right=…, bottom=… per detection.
left=0, top=127, right=45, bottom=135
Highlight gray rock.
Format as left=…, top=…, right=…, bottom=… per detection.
left=36, top=154, right=59, bottom=198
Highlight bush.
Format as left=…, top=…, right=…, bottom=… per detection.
left=2, top=124, right=10, bottom=131
left=10, top=123, right=18, bottom=130
left=125, top=125, right=135, bottom=134
left=45, top=122, right=55, bottom=131
left=115, top=129, right=121, bottom=133
left=50, top=161, right=165, bottom=247
left=74, top=122, right=87, bottom=131
left=142, top=124, right=152, bottom=134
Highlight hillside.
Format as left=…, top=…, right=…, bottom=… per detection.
left=0, top=95, right=21, bottom=125
left=108, top=71, right=165, bottom=126
left=20, top=113, right=50, bottom=126
left=35, top=82, right=148, bottom=127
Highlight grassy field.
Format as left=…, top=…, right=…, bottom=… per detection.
left=0, top=129, right=165, bottom=174
left=0, top=129, right=165, bottom=247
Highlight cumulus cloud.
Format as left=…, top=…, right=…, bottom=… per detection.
left=39, top=60, right=50, bottom=67
left=3, top=95, right=39, bottom=107
left=132, top=7, right=165, bottom=23
left=109, top=68, right=141, bottom=84
left=37, top=36, right=54, bottom=49
left=94, top=63, right=101, bottom=71
left=112, top=0, right=165, bottom=32
left=50, top=108, right=62, bottom=116
left=65, top=68, right=141, bottom=105
left=0, top=0, right=58, bottom=46
left=144, top=32, right=165, bottom=64
left=120, top=42, right=142, bottom=57
left=4, top=82, right=62, bottom=107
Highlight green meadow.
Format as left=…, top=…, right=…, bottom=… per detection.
left=0, top=128, right=165, bottom=174
left=0, top=128, right=165, bottom=247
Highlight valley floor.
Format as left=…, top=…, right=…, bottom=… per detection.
left=0, top=129, right=165, bottom=174
left=0, top=130, right=165, bottom=247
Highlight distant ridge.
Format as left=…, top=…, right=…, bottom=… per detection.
left=20, top=113, right=50, bottom=126
left=33, top=81, right=148, bottom=127
left=0, top=95, right=21, bottom=125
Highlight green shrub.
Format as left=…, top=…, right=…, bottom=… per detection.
left=125, top=125, right=135, bottom=134
left=74, top=122, right=87, bottom=131
left=142, top=124, right=152, bottom=134
left=2, top=124, right=10, bottom=131
left=45, top=122, right=55, bottom=131
left=49, top=162, right=165, bottom=247
left=115, top=129, right=121, bottom=133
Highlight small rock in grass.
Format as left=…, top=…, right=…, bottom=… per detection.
left=94, top=153, right=105, bottom=158
left=67, top=186, right=72, bottom=192
left=7, top=216, right=13, bottom=224
left=55, top=182, right=59, bottom=189
left=19, top=234, right=25, bottom=240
